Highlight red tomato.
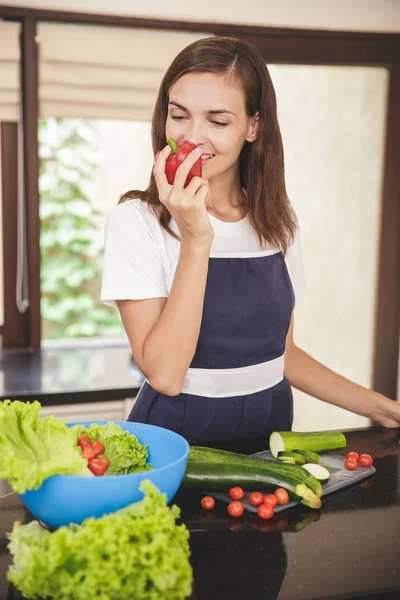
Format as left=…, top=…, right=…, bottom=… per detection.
left=274, top=488, right=290, bottom=505
left=91, top=441, right=105, bottom=457
left=81, top=445, right=95, bottom=462
left=227, top=501, right=244, bottom=518
left=359, top=454, right=373, bottom=467
left=258, top=503, right=274, bottom=520
left=344, top=458, right=358, bottom=471
left=249, top=492, right=264, bottom=506
left=77, top=435, right=91, bottom=448
left=89, top=459, right=108, bottom=476
left=201, top=496, right=215, bottom=510
left=228, top=486, right=245, bottom=500
left=263, top=494, right=278, bottom=508
left=97, top=454, right=110, bottom=470
left=346, top=452, right=359, bottom=462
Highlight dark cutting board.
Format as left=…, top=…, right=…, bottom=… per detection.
left=207, top=450, right=376, bottom=513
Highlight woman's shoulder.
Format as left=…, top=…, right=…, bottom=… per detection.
left=107, top=198, right=161, bottom=233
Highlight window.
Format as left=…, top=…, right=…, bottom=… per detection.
left=37, top=22, right=209, bottom=341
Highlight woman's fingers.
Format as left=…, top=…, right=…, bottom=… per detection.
left=182, top=176, right=209, bottom=206
left=153, top=144, right=172, bottom=203
left=172, top=147, right=202, bottom=190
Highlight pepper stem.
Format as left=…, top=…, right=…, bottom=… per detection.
left=166, top=137, right=178, bottom=154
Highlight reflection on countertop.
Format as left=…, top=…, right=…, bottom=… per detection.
left=0, top=344, right=144, bottom=405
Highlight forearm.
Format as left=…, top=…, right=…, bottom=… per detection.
left=284, top=345, right=390, bottom=420
left=143, top=241, right=210, bottom=395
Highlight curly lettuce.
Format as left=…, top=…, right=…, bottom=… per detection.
left=0, top=400, right=89, bottom=493
left=70, top=422, right=152, bottom=475
left=7, top=481, right=193, bottom=600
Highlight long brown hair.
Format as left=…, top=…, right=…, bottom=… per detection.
left=119, top=36, right=297, bottom=254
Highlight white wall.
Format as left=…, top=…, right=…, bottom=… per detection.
left=3, top=0, right=400, bottom=33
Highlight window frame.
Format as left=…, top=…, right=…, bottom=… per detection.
left=0, top=6, right=399, bottom=399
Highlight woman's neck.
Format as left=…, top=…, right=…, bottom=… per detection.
left=206, top=174, right=247, bottom=221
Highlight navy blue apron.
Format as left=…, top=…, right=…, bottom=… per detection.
left=128, top=252, right=294, bottom=444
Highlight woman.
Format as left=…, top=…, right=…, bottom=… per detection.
left=101, top=37, right=400, bottom=443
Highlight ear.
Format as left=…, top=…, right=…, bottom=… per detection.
left=246, top=112, right=260, bottom=143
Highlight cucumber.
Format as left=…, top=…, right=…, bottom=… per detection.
left=303, top=463, right=331, bottom=484
left=292, top=449, right=320, bottom=464
left=184, top=461, right=321, bottom=509
left=269, top=431, right=346, bottom=458
left=278, top=451, right=306, bottom=465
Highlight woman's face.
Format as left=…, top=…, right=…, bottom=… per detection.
left=165, top=72, right=258, bottom=183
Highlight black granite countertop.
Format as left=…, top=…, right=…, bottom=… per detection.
left=1, top=426, right=400, bottom=600
left=0, top=344, right=144, bottom=405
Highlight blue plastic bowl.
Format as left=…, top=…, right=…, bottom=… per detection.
left=18, top=421, right=189, bottom=529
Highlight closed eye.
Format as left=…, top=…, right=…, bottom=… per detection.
left=170, top=115, right=228, bottom=128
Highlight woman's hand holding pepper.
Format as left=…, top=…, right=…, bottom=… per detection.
left=153, top=144, right=213, bottom=247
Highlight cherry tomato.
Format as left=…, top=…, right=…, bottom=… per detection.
left=89, top=458, right=108, bottom=476
left=258, top=503, right=274, bottom=519
left=91, top=441, right=105, bottom=457
left=228, top=486, right=245, bottom=500
left=77, top=435, right=91, bottom=448
left=274, top=488, right=290, bottom=505
left=201, top=496, right=215, bottom=510
left=81, top=445, right=95, bottom=462
left=249, top=492, right=264, bottom=506
left=227, top=501, right=244, bottom=518
left=263, top=494, right=278, bottom=508
left=346, top=452, right=359, bottom=462
left=359, top=453, right=373, bottom=467
left=344, top=458, right=358, bottom=471
left=97, top=454, right=110, bottom=470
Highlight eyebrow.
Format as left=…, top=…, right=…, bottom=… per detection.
left=168, top=101, right=236, bottom=116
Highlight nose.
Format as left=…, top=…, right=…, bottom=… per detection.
left=184, top=118, right=208, bottom=147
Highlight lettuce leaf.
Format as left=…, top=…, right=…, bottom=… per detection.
left=0, top=400, right=89, bottom=493
left=7, top=480, right=193, bottom=600
left=70, top=422, right=152, bottom=475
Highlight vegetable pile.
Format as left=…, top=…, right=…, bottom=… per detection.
left=0, top=400, right=152, bottom=493
left=7, top=481, right=193, bottom=600
left=185, top=430, right=361, bottom=519
left=184, top=445, right=323, bottom=510
left=72, top=422, right=152, bottom=476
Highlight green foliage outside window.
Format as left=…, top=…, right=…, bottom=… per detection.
left=39, top=118, right=124, bottom=339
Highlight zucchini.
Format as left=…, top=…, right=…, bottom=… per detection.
left=188, top=446, right=321, bottom=496
left=277, top=457, right=296, bottom=465
left=303, top=463, right=331, bottom=484
left=269, top=431, right=346, bottom=458
left=185, top=446, right=322, bottom=509
left=277, top=451, right=306, bottom=465
left=184, top=461, right=321, bottom=509
left=292, top=449, right=320, bottom=464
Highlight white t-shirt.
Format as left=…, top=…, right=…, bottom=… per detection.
left=101, top=198, right=307, bottom=308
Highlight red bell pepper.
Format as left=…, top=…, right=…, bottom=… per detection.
left=165, top=137, right=202, bottom=188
